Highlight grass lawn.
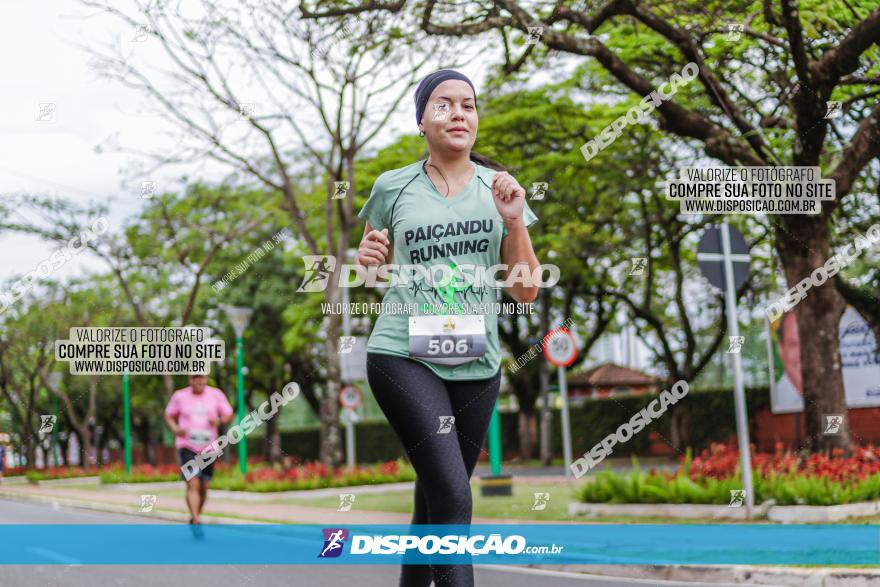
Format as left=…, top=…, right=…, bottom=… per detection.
left=293, top=481, right=573, bottom=519
left=279, top=480, right=701, bottom=523
left=25, top=479, right=880, bottom=525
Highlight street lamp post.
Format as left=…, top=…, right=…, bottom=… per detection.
left=341, top=247, right=358, bottom=468
left=122, top=372, right=131, bottom=474
left=47, top=373, right=62, bottom=468
left=488, top=406, right=502, bottom=475
left=9, top=392, right=19, bottom=468
left=221, top=305, right=253, bottom=475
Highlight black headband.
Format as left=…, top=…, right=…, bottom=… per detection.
left=414, top=69, right=477, bottom=127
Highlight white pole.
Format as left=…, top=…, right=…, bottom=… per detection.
left=720, top=221, right=755, bottom=518
left=342, top=247, right=356, bottom=467
left=342, top=258, right=352, bottom=339
left=558, top=365, right=573, bottom=480
left=345, top=412, right=355, bottom=468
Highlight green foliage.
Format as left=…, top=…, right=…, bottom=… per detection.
left=499, top=386, right=772, bottom=458
left=253, top=387, right=771, bottom=464
left=760, top=472, right=880, bottom=506
left=25, top=468, right=100, bottom=482
left=577, top=466, right=880, bottom=506
left=264, top=420, right=408, bottom=463
left=99, top=470, right=180, bottom=484
left=210, top=470, right=417, bottom=492
left=209, top=458, right=416, bottom=492
left=5, top=0, right=880, bottom=470
left=577, top=469, right=743, bottom=504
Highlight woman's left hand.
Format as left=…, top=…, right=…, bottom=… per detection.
left=491, top=171, right=525, bottom=223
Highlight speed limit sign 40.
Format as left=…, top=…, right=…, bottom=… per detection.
left=543, top=327, right=579, bottom=367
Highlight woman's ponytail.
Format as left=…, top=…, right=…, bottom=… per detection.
left=469, top=151, right=506, bottom=172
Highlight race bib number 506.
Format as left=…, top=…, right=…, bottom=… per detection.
left=408, top=314, right=486, bottom=366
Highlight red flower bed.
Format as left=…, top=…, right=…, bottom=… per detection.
left=126, top=463, right=182, bottom=476
left=100, top=461, right=235, bottom=483
left=24, top=465, right=104, bottom=482
left=35, top=466, right=102, bottom=478
left=244, top=461, right=339, bottom=484
left=685, top=442, right=880, bottom=483
left=242, top=459, right=407, bottom=486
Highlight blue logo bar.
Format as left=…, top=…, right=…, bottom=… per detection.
left=1, top=524, right=877, bottom=565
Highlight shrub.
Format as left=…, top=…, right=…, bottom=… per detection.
left=210, top=458, right=415, bottom=492
left=25, top=466, right=102, bottom=482
left=100, top=463, right=185, bottom=484
left=577, top=444, right=880, bottom=506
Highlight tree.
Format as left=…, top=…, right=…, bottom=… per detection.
left=80, top=0, right=456, bottom=465
left=457, top=84, right=620, bottom=460
left=1, top=186, right=269, bottom=398
left=0, top=185, right=289, bottom=464
left=303, top=0, right=880, bottom=452
left=0, top=280, right=121, bottom=467
left=208, top=221, right=327, bottom=464
left=0, top=308, right=52, bottom=466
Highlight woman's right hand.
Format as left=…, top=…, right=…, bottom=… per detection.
left=357, top=228, right=391, bottom=266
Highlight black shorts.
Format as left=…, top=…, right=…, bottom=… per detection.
left=178, top=447, right=214, bottom=481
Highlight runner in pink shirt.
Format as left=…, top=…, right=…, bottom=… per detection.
left=164, top=374, right=234, bottom=525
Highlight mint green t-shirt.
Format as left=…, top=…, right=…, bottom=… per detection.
left=357, top=159, right=539, bottom=381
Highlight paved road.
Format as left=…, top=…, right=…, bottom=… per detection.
left=0, top=498, right=169, bottom=524
left=0, top=499, right=746, bottom=587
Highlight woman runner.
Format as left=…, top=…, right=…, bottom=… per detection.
left=356, top=69, right=541, bottom=586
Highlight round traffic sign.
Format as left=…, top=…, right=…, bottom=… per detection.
left=339, top=384, right=362, bottom=409
left=543, top=327, right=579, bottom=367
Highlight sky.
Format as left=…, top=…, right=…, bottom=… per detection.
left=0, top=1, right=650, bottom=369
left=0, top=1, right=178, bottom=284
left=0, top=0, right=455, bottom=286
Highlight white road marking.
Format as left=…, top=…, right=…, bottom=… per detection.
left=25, top=547, right=83, bottom=566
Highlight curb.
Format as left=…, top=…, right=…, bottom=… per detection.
left=767, top=500, right=880, bottom=523
left=30, top=476, right=102, bottom=487
left=102, top=480, right=417, bottom=501
left=0, top=489, right=268, bottom=525
left=569, top=499, right=880, bottom=523
left=203, top=481, right=416, bottom=501
left=104, top=480, right=184, bottom=491
left=3, top=489, right=878, bottom=586
left=533, top=564, right=880, bottom=586
left=568, top=501, right=775, bottom=520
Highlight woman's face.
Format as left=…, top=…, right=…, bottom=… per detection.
left=419, top=80, right=478, bottom=154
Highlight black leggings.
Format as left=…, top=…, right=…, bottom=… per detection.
left=366, top=352, right=501, bottom=587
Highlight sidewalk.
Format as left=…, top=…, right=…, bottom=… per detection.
left=1, top=482, right=877, bottom=586
left=0, top=482, right=414, bottom=525
left=0, top=481, right=569, bottom=525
